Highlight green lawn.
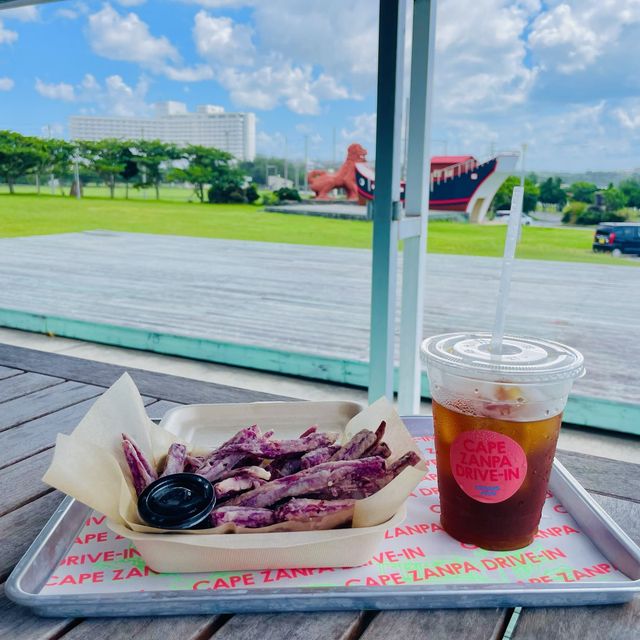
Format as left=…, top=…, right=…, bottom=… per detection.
left=0, top=193, right=636, bottom=266
left=8, top=183, right=197, bottom=202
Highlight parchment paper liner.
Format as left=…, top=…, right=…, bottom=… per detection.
left=43, top=373, right=426, bottom=536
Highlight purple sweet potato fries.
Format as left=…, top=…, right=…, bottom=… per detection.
left=121, top=420, right=421, bottom=531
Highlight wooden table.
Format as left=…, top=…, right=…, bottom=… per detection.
left=0, top=344, right=638, bottom=640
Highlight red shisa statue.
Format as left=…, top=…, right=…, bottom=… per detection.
left=307, top=143, right=367, bottom=200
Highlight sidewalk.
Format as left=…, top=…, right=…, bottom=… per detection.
left=0, top=327, right=638, bottom=464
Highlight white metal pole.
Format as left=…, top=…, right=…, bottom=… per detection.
left=368, top=0, right=407, bottom=403
left=398, top=0, right=437, bottom=415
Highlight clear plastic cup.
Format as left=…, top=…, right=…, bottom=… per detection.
left=421, top=332, right=584, bottom=551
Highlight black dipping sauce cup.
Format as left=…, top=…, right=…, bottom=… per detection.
left=137, top=473, right=215, bottom=530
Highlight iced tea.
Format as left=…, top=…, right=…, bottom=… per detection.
left=433, top=400, right=561, bottom=550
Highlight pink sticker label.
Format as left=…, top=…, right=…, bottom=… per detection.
left=450, top=430, right=527, bottom=503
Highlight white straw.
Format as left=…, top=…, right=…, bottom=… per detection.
left=490, top=186, right=524, bottom=355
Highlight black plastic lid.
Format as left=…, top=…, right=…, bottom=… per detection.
left=137, top=473, right=215, bottom=530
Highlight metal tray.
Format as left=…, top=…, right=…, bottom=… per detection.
left=6, top=416, right=640, bottom=616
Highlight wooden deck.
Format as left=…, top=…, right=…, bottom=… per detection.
left=1, top=345, right=639, bottom=639
left=0, top=231, right=638, bottom=433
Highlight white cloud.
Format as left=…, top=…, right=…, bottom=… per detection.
left=192, top=10, right=352, bottom=113
left=163, top=64, right=214, bottom=82
left=431, top=0, right=536, bottom=114
left=0, top=6, right=39, bottom=22
left=57, top=8, right=80, bottom=20
left=614, top=101, right=640, bottom=132
left=86, top=4, right=213, bottom=83
left=341, top=113, right=376, bottom=144
left=217, top=62, right=333, bottom=114
left=0, top=20, right=18, bottom=45
left=193, top=11, right=255, bottom=66
left=55, top=2, right=89, bottom=20
left=0, top=77, right=14, bottom=91
left=247, top=0, right=378, bottom=93
left=529, top=5, right=600, bottom=73
left=87, top=4, right=179, bottom=69
left=189, top=1, right=530, bottom=116
left=35, top=78, right=76, bottom=102
left=75, top=73, right=153, bottom=117
left=96, top=74, right=152, bottom=116
left=311, top=74, right=351, bottom=101
left=34, top=72, right=153, bottom=117
left=529, top=1, right=640, bottom=74
left=116, top=0, right=147, bottom=6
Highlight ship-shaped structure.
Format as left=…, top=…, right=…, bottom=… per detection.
left=354, top=152, right=519, bottom=223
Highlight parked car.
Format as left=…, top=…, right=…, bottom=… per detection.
left=494, top=210, right=533, bottom=225
left=592, top=222, right=640, bottom=257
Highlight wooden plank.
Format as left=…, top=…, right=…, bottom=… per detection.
left=0, top=395, right=107, bottom=470
left=513, top=493, right=640, bottom=639
left=0, top=372, right=64, bottom=404
left=591, top=493, right=640, bottom=545
left=0, top=584, right=74, bottom=640
left=0, top=449, right=53, bottom=517
left=513, top=600, right=640, bottom=639
left=212, top=611, right=367, bottom=640
left=0, top=365, right=22, bottom=380
left=0, top=490, right=64, bottom=581
left=360, top=609, right=507, bottom=640
left=557, top=450, right=640, bottom=503
left=0, top=381, right=104, bottom=434
left=0, top=344, right=291, bottom=404
left=0, top=394, right=158, bottom=470
left=146, top=399, right=182, bottom=421
left=0, top=232, right=637, bottom=411
left=59, top=615, right=226, bottom=640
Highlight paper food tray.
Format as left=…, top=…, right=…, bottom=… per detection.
left=41, top=378, right=425, bottom=572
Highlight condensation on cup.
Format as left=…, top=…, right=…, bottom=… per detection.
left=421, top=333, right=585, bottom=551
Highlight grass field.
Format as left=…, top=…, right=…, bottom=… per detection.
left=0, top=193, right=636, bottom=266
left=7, top=183, right=198, bottom=202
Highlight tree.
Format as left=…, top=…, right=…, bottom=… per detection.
left=134, top=139, right=178, bottom=200
left=45, top=139, right=75, bottom=189
left=0, top=131, right=45, bottom=194
left=569, top=181, right=598, bottom=204
left=539, top=177, right=567, bottom=209
left=245, top=183, right=259, bottom=204
left=117, top=144, right=139, bottom=199
left=275, top=187, right=301, bottom=203
left=208, top=180, right=246, bottom=203
left=619, top=177, right=640, bottom=208
left=602, top=186, right=626, bottom=213
left=31, top=138, right=75, bottom=194
left=169, top=145, right=242, bottom=203
left=492, top=176, right=539, bottom=214
left=78, top=139, right=128, bottom=198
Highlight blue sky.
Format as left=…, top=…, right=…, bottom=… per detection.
left=1, top=0, right=640, bottom=171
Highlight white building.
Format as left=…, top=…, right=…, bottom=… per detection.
left=69, top=103, right=256, bottom=161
